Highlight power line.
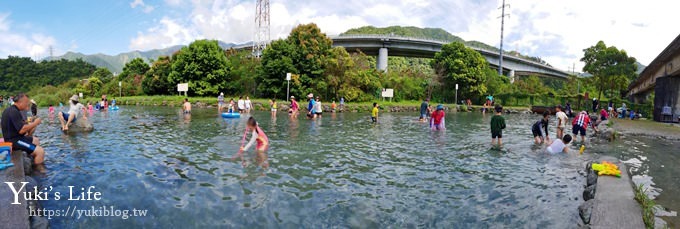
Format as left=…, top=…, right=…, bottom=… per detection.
left=498, top=0, right=510, bottom=76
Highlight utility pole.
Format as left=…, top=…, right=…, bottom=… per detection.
left=252, top=0, right=270, bottom=58
left=498, top=0, right=510, bottom=76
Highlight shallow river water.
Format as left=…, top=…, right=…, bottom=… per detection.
left=29, top=106, right=676, bottom=228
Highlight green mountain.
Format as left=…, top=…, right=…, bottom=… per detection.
left=342, top=26, right=499, bottom=51
left=47, top=41, right=238, bottom=73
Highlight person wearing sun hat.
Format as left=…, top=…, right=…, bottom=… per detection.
left=29, top=99, right=38, bottom=116
left=58, top=95, right=86, bottom=131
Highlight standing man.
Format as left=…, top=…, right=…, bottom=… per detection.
left=182, top=98, right=192, bottom=114
left=339, top=97, right=345, bottom=112
left=1, top=93, right=46, bottom=165
left=419, top=98, right=430, bottom=122
left=217, top=92, right=225, bottom=112
left=555, top=105, right=569, bottom=139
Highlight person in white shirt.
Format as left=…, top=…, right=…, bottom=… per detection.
left=555, top=105, right=569, bottom=139
left=237, top=96, right=245, bottom=113
left=58, top=95, right=86, bottom=131
left=547, top=134, right=572, bottom=154
left=313, top=97, right=323, bottom=118
left=245, top=96, right=252, bottom=113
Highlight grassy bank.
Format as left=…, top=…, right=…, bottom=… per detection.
left=633, top=184, right=656, bottom=229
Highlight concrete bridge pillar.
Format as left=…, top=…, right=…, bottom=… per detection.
left=508, top=69, right=515, bottom=83
left=377, top=47, right=388, bottom=72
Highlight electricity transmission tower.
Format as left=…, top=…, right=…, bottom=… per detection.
left=498, top=0, right=510, bottom=76
left=252, top=0, right=270, bottom=58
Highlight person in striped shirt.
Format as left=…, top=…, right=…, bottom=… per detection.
left=572, top=111, right=591, bottom=143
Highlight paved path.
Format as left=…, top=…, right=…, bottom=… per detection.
left=590, top=156, right=645, bottom=229
left=0, top=150, right=30, bottom=229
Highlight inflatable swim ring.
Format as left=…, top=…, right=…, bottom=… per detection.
left=221, top=112, right=240, bottom=118
left=109, top=106, right=120, bottom=111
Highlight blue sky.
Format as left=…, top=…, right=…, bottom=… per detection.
left=1, top=0, right=679, bottom=70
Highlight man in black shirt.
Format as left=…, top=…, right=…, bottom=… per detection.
left=1, top=93, right=45, bottom=165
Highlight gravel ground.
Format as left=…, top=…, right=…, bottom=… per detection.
left=613, top=119, right=680, bottom=140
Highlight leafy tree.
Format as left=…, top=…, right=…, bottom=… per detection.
left=84, top=77, right=103, bottom=97
left=336, top=53, right=382, bottom=102
left=169, top=39, right=230, bottom=96
left=431, top=42, right=489, bottom=100
left=142, top=56, right=173, bottom=95
left=513, top=75, right=550, bottom=95
left=119, top=58, right=150, bottom=81
left=92, top=68, right=114, bottom=84
left=226, top=51, right=260, bottom=96
left=484, top=68, right=512, bottom=96
left=324, top=47, right=355, bottom=100
left=259, top=39, right=296, bottom=97
left=0, top=56, right=95, bottom=94
left=581, top=41, right=637, bottom=99
left=259, top=23, right=332, bottom=98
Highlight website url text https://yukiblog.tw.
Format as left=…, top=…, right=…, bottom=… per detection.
left=29, top=205, right=148, bottom=220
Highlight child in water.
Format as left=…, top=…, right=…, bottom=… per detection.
left=490, top=105, right=506, bottom=146
left=546, top=134, right=572, bottom=154
left=228, top=99, right=235, bottom=113
left=532, top=111, right=550, bottom=144
left=235, top=117, right=269, bottom=169
left=430, top=104, right=445, bottom=130
left=371, top=103, right=379, bottom=123
left=48, top=104, right=55, bottom=114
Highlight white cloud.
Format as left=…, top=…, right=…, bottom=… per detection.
left=458, top=0, right=680, bottom=70
left=129, top=17, right=197, bottom=50
left=0, top=13, right=59, bottom=59
left=130, top=0, right=155, bottom=13
left=128, top=0, right=679, bottom=72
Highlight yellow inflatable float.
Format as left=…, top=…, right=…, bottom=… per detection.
left=591, top=161, right=621, bottom=178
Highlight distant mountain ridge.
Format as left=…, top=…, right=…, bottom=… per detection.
left=342, top=26, right=501, bottom=52
left=47, top=41, right=239, bottom=73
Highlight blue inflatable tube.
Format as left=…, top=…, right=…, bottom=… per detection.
left=109, top=106, right=120, bottom=110
left=221, top=112, right=240, bottom=118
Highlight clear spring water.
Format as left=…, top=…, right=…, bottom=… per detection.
left=28, top=106, right=676, bottom=228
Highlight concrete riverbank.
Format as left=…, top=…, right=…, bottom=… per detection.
left=0, top=149, right=48, bottom=229
left=579, top=156, right=645, bottom=228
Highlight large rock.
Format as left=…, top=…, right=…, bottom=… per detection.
left=587, top=169, right=598, bottom=187
left=579, top=199, right=597, bottom=224
left=583, top=184, right=596, bottom=201
left=69, top=119, right=94, bottom=132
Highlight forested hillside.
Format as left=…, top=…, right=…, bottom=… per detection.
left=0, top=57, right=97, bottom=94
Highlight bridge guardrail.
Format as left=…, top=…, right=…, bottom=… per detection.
left=332, top=34, right=569, bottom=75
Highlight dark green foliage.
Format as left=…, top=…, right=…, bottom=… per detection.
left=432, top=42, right=489, bottom=100
left=142, top=56, right=174, bottom=95
left=0, top=56, right=96, bottom=94
left=581, top=41, right=637, bottom=99
left=259, top=23, right=333, bottom=98
left=225, top=50, right=260, bottom=96
left=169, top=39, right=230, bottom=96
left=343, top=26, right=465, bottom=43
